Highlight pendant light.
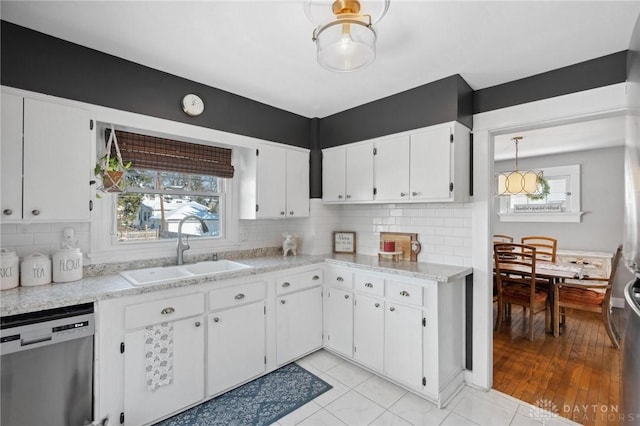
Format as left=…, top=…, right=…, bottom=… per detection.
left=496, top=137, right=544, bottom=196
left=305, top=0, right=389, bottom=72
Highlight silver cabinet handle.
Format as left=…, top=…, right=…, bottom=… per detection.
left=235, top=293, right=245, bottom=300
left=161, top=307, right=175, bottom=315
left=344, top=294, right=350, bottom=299
left=3, top=209, right=12, bottom=216
left=400, top=192, right=407, bottom=197
left=195, top=321, right=201, bottom=327
left=338, top=195, right=344, bottom=199
left=412, top=191, right=421, bottom=196
left=280, top=300, right=286, bottom=304
left=31, top=209, right=40, bottom=216
left=346, top=195, right=352, bottom=199
left=282, top=282, right=290, bottom=288
left=289, top=211, right=294, bottom=215
left=213, top=317, right=220, bottom=323
left=312, top=275, right=320, bottom=280
left=280, top=211, right=285, bottom=216
left=389, top=307, right=396, bottom=312
left=365, top=283, right=373, bottom=288
left=336, top=276, right=344, bottom=282
left=400, top=290, right=410, bottom=297
left=374, top=303, right=380, bottom=308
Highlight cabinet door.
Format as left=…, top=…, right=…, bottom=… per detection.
left=23, top=99, right=91, bottom=221
left=384, top=303, right=423, bottom=389
left=374, top=135, right=410, bottom=201
left=256, top=144, right=287, bottom=218
left=276, top=286, right=323, bottom=365
left=354, top=294, right=384, bottom=371
left=207, top=302, right=266, bottom=396
left=124, top=316, right=205, bottom=426
left=409, top=126, right=452, bottom=201
left=346, top=143, right=374, bottom=201
left=324, top=288, right=354, bottom=357
left=286, top=149, right=310, bottom=217
left=1, top=94, right=23, bottom=221
left=322, top=148, right=346, bottom=202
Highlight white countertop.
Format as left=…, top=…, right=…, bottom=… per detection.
left=0, top=253, right=472, bottom=317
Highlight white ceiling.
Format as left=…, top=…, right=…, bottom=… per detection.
left=1, top=1, right=639, bottom=119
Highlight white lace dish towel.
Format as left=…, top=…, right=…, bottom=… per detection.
left=144, top=322, right=174, bottom=391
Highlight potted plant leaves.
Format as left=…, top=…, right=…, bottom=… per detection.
left=95, top=124, right=131, bottom=195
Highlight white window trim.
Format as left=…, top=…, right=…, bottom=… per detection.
left=498, top=164, right=583, bottom=223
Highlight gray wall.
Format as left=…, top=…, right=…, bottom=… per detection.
left=494, top=146, right=633, bottom=298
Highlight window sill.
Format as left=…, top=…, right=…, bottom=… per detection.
left=498, top=212, right=584, bottom=223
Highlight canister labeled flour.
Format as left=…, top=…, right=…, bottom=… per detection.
left=21, top=253, right=52, bottom=286
left=53, top=248, right=83, bottom=283
left=1, top=249, right=19, bottom=290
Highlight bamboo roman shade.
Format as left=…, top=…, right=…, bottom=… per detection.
left=105, top=129, right=234, bottom=178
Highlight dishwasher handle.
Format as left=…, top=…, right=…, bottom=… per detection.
left=21, top=334, right=52, bottom=347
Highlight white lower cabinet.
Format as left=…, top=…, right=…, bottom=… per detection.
left=276, top=285, right=323, bottom=365
left=324, top=288, right=354, bottom=357
left=384, top=302, right=423, bottom=389
left=353, top=294, right=384, bottom=371
left=207, top=301, right=266, bottom=396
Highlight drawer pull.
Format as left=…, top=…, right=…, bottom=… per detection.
left=280, top=300, right=286, bottom=304
left=365, top=283, right=373, bottom=288
left=312, top=275, right=320, bottom=280
left=161, top=307, right=175, bottom=315
left=31, top=209, right=40, bottom=216
left=282, top=282, right=290, bottom=288
left=344, top=294, right=350, bottom=299
left=3, top=209, right=12, bottom=216
left=374, top=303, right=380, bottom=308
left=213, top=317, right=220, bottom=323
left=389, top=307, right=396, bottom=312
left=400, top=290, right=410, bottom=297
left=235, top=293, right=245, bottom=300
left=336, top=277, right=344, bottom=282
left=195, top=321, right=201, bottom=327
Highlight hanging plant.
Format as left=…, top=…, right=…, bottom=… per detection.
left=94, top=125, right=131, bottom=197
left=527, top=175, right=550, bottom=201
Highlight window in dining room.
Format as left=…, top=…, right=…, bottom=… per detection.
left=498, top=164, right=583, bottom=222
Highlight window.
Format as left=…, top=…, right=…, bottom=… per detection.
left=498, top=164, right=583, bottom=222
left=116, top=169, right=226, bottom=242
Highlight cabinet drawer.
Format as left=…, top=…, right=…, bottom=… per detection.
left=325, top=266, right=353, bottom=289
left=208, top=281, right=266, bottom=311
left=125, top=293, right=204, bottom=330
left=276, top=268, right=323, bottom=295
left=354, top=273, right=384, bottom=296
left=386, top=280, right=423, bottom=307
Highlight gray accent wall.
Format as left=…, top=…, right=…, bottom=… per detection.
left=493, top=146, right=633, bottom=298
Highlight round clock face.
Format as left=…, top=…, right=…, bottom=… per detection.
left=181, top=94, right=205, bottom=116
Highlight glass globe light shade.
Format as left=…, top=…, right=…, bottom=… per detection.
left=315, top=20, right=376, bottom=72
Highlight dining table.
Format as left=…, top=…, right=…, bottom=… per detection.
left=495, top=259, right=585, bottom=335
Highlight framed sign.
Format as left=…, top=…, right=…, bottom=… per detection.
left=333, top=231, right=356, bottom=254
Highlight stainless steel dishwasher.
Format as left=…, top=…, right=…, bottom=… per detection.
left=1, top=303, right=95, bottom=426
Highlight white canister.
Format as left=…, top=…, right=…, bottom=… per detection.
left=21, top=253, right=52, bottom=286
left=1, top=249, right=20, bottom=290
left=52, top=248, right=83, bottom=283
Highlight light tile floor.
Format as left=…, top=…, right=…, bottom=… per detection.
left=273, top=350, right=580, bottom=426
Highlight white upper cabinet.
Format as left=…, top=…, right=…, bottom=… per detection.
left=238, top=143, right=309, bottom=219
left=322, top=142, right=374, bottom=202
left=1, top=94, right=92, bottom=222
left=323, top=121, right=470, bottom=204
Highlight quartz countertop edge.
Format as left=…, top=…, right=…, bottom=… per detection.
left=1, top=253, right=472, bottom=316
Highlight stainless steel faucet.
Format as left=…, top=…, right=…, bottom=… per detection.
left=176, top=215, right=209, bottom=265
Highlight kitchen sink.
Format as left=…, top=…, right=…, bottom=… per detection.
left=120, top=260, right=252, bottom=286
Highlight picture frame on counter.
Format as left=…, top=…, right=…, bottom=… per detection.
left=333, top=231, right=356, bottom=254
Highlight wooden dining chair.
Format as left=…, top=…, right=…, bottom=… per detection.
left=494, top=243, right=550, bottom=341
left=553, top=245, right=623, bottom=348
left=492, top=235, right=514, bottom=328
left=493, top=234, right=514, bottom=243
left=520, top=236, right=557, bottom=262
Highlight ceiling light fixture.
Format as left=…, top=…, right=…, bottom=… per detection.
left=305, top=0, right=390, bottom=72
left=496, top=136, right=544, bottom=196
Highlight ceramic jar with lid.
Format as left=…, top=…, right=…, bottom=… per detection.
left=21, top=253, right=52, bottom=286
left=1, top=249, right=20, bottom=290
left=52, top=247, right=83, bottom=283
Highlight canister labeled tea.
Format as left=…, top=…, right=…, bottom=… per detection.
left=0, top=249, right=19, bottom=290
left=53, top=248, right=83, bottom=283
left=21, top=253, right=52, bottom=286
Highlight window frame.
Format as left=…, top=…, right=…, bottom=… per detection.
left=497, top=164, right=583, bottom=223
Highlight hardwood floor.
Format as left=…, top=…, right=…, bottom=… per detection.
left=493, top=304, right=626, bottom=425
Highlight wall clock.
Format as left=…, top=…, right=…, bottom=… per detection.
left=181, top=94, right=205, bottom=116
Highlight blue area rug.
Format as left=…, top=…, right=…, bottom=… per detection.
left=154, top=363, right=332, bottom=426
